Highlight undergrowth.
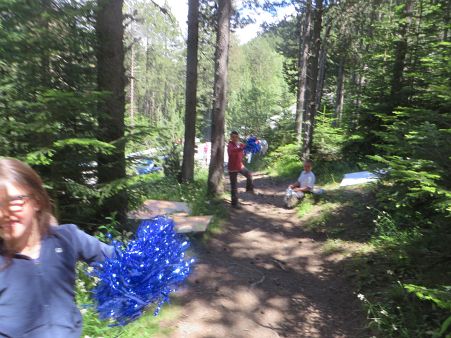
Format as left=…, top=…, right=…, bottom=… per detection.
left=266, top=143, right=361, bottom=185
left=128, top=169, right=227, bottom=235
left=75, top=169, right=226, bottom=337
left=294, top=184, right=451, bottom=338
left=76, top=261, right=177, bottom=337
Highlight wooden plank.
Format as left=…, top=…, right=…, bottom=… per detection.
left=173, top=215, right=213, bottom=233
left=128, top=200, right=212, bottom=233
left=128, top=199, right=191, bottom=219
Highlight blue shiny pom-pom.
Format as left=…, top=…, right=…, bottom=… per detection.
left=244, top=136, right=261, bottom=154
left=91, top=216, right=194, bottom=326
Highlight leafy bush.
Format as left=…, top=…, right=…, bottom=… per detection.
left=404, top=284, right=451, bottom=337
left=371, top=209, right=422, bottom=247
left=162, top=143, right=183, bottom=179
left=352, top=209, right=451, bottom=338
left=267, top=143, right=302, bottom=179
left=267, top=142, right=360, bottom=185
left=312, top=112, right=346, bottom=161
left=261, top=108, right=297, bottom=151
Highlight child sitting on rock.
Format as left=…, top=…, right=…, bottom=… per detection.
left=284, top=159, right=316, bottom=209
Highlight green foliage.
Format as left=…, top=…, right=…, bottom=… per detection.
left=262, top=108, right=297, bottom=151
left=267, top=140, right=359, bottom=185
left=267, top=143, right=302, bottom=179
left=370, top=209, right=422, bottom=248
left=163, top=143, right=182, bottom=179
left=126, top=0, right=185, bottom=126
left=368, top=108, right=450, bottom=226
left=75, top=262, right=169, bottom=337
left=404, top=284, right=451, bottom=337
left=296, top=194, right=315, bottom=217
left=335, top=3, right=451, bottom=335
left=404, top=284, right=451, bottom=311
left=351, top=208, right=451, bottom=338
left=129, top=169, right=224, bottom=219
left=227, top=34, right=294, bottom=136
left=312, top=111, right=346, bottom=161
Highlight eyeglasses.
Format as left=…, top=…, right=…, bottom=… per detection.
left=0, top=195, right=33, bottom=210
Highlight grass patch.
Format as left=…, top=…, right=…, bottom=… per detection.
left=266, top=142, right=451, bottom=337
left=313, top=160, right=361, bottom=186
left=77, top=170, right=228, bottom=336
left=266, top=143, right=303, bottom=179
left=76, top=263, right=180, bottom=337
left=266, top=143, right=362, bottom=185
left=295, top=185, right=451, bottom=337
left=295, top=194, right=315, bottom=217
left=322, top=239, right=375, bottom=257
left=301, top=200, right=341, bottom=231
left=129, top=170, right=212, bottom=215
left=128, top=169, right=227, bottom=236
left=322, top=239, right=348, bottom=255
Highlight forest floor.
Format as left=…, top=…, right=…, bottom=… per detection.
left=158, top=173, right=373, bottom=338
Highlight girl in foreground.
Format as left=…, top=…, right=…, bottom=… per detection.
left=0, top=157, right=112, bottom=338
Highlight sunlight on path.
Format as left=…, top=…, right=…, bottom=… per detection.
left=161, top=174, right=366, bottom=338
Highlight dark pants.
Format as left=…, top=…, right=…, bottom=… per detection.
left=229, top=168, right=254, bottom=205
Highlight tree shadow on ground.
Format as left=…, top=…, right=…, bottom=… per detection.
left=247, top=174, right=376, bottom=243
left=168, top=174, right=371, bottom=337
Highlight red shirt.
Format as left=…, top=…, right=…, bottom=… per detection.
left=227, top=141, right=245, bottom=172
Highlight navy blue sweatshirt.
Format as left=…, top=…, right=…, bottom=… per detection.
left=0, top=224, right=113, bottom=338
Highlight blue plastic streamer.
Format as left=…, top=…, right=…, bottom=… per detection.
left=90, top=216, right=194, bottom=326
left=244, top=136, right=262, bottom=154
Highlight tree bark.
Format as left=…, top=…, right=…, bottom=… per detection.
left=302, top=0, right=323, bottom=160
left=389, top=1, right=413, bottom=111
left=128, top=1, right=135, bottom=128
left=443, top=0, right=450, bottom=41
left=207, top=0, right=232, bottom=196
left=181, top=0, right=200, bottom=183
left=315, top=21, right=332, bottom=112
left=351, top=69, right=363, bottom=130
left=335, top=55, right=345, bottom=126
left=130, top=42, right=135, bottom=127
left=295, top=2, right=312, bottom=143
left=96, top=0, right=128, bottom=224
left=144, top=37, right=151, bottom=118
left=40, top=0, right=51, bottom=88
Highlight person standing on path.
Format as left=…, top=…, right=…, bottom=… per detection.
left=227, top=131, right=254, bottom=208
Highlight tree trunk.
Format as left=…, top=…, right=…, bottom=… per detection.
left=40, top=0, right=51, bottom=88
left=130, top=42, right=135, bottom=127
left=301, top=0, right=323, bottom=160
left=96, top=0, right=127, bottom=224
left=335, top=55, right=345, bottom=126
left=389, top=1, right=413, bottom=111
left=443, top=0, right=450, bottom=41
left=295, top=2, right=312, bottom=143
left=207, top=0, right=232, bottom=196
left=351, top=70, right=363, bottom=130
left=315, top=21, right=332, bottom=111
left=144, top=37, right=151, bottom=117
left=181, top=0, right=199, bottom=183
left=128, top=1, right=135, bottom=128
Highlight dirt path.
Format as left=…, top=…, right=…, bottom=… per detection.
left=161, top=173, right=368, bottom=338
